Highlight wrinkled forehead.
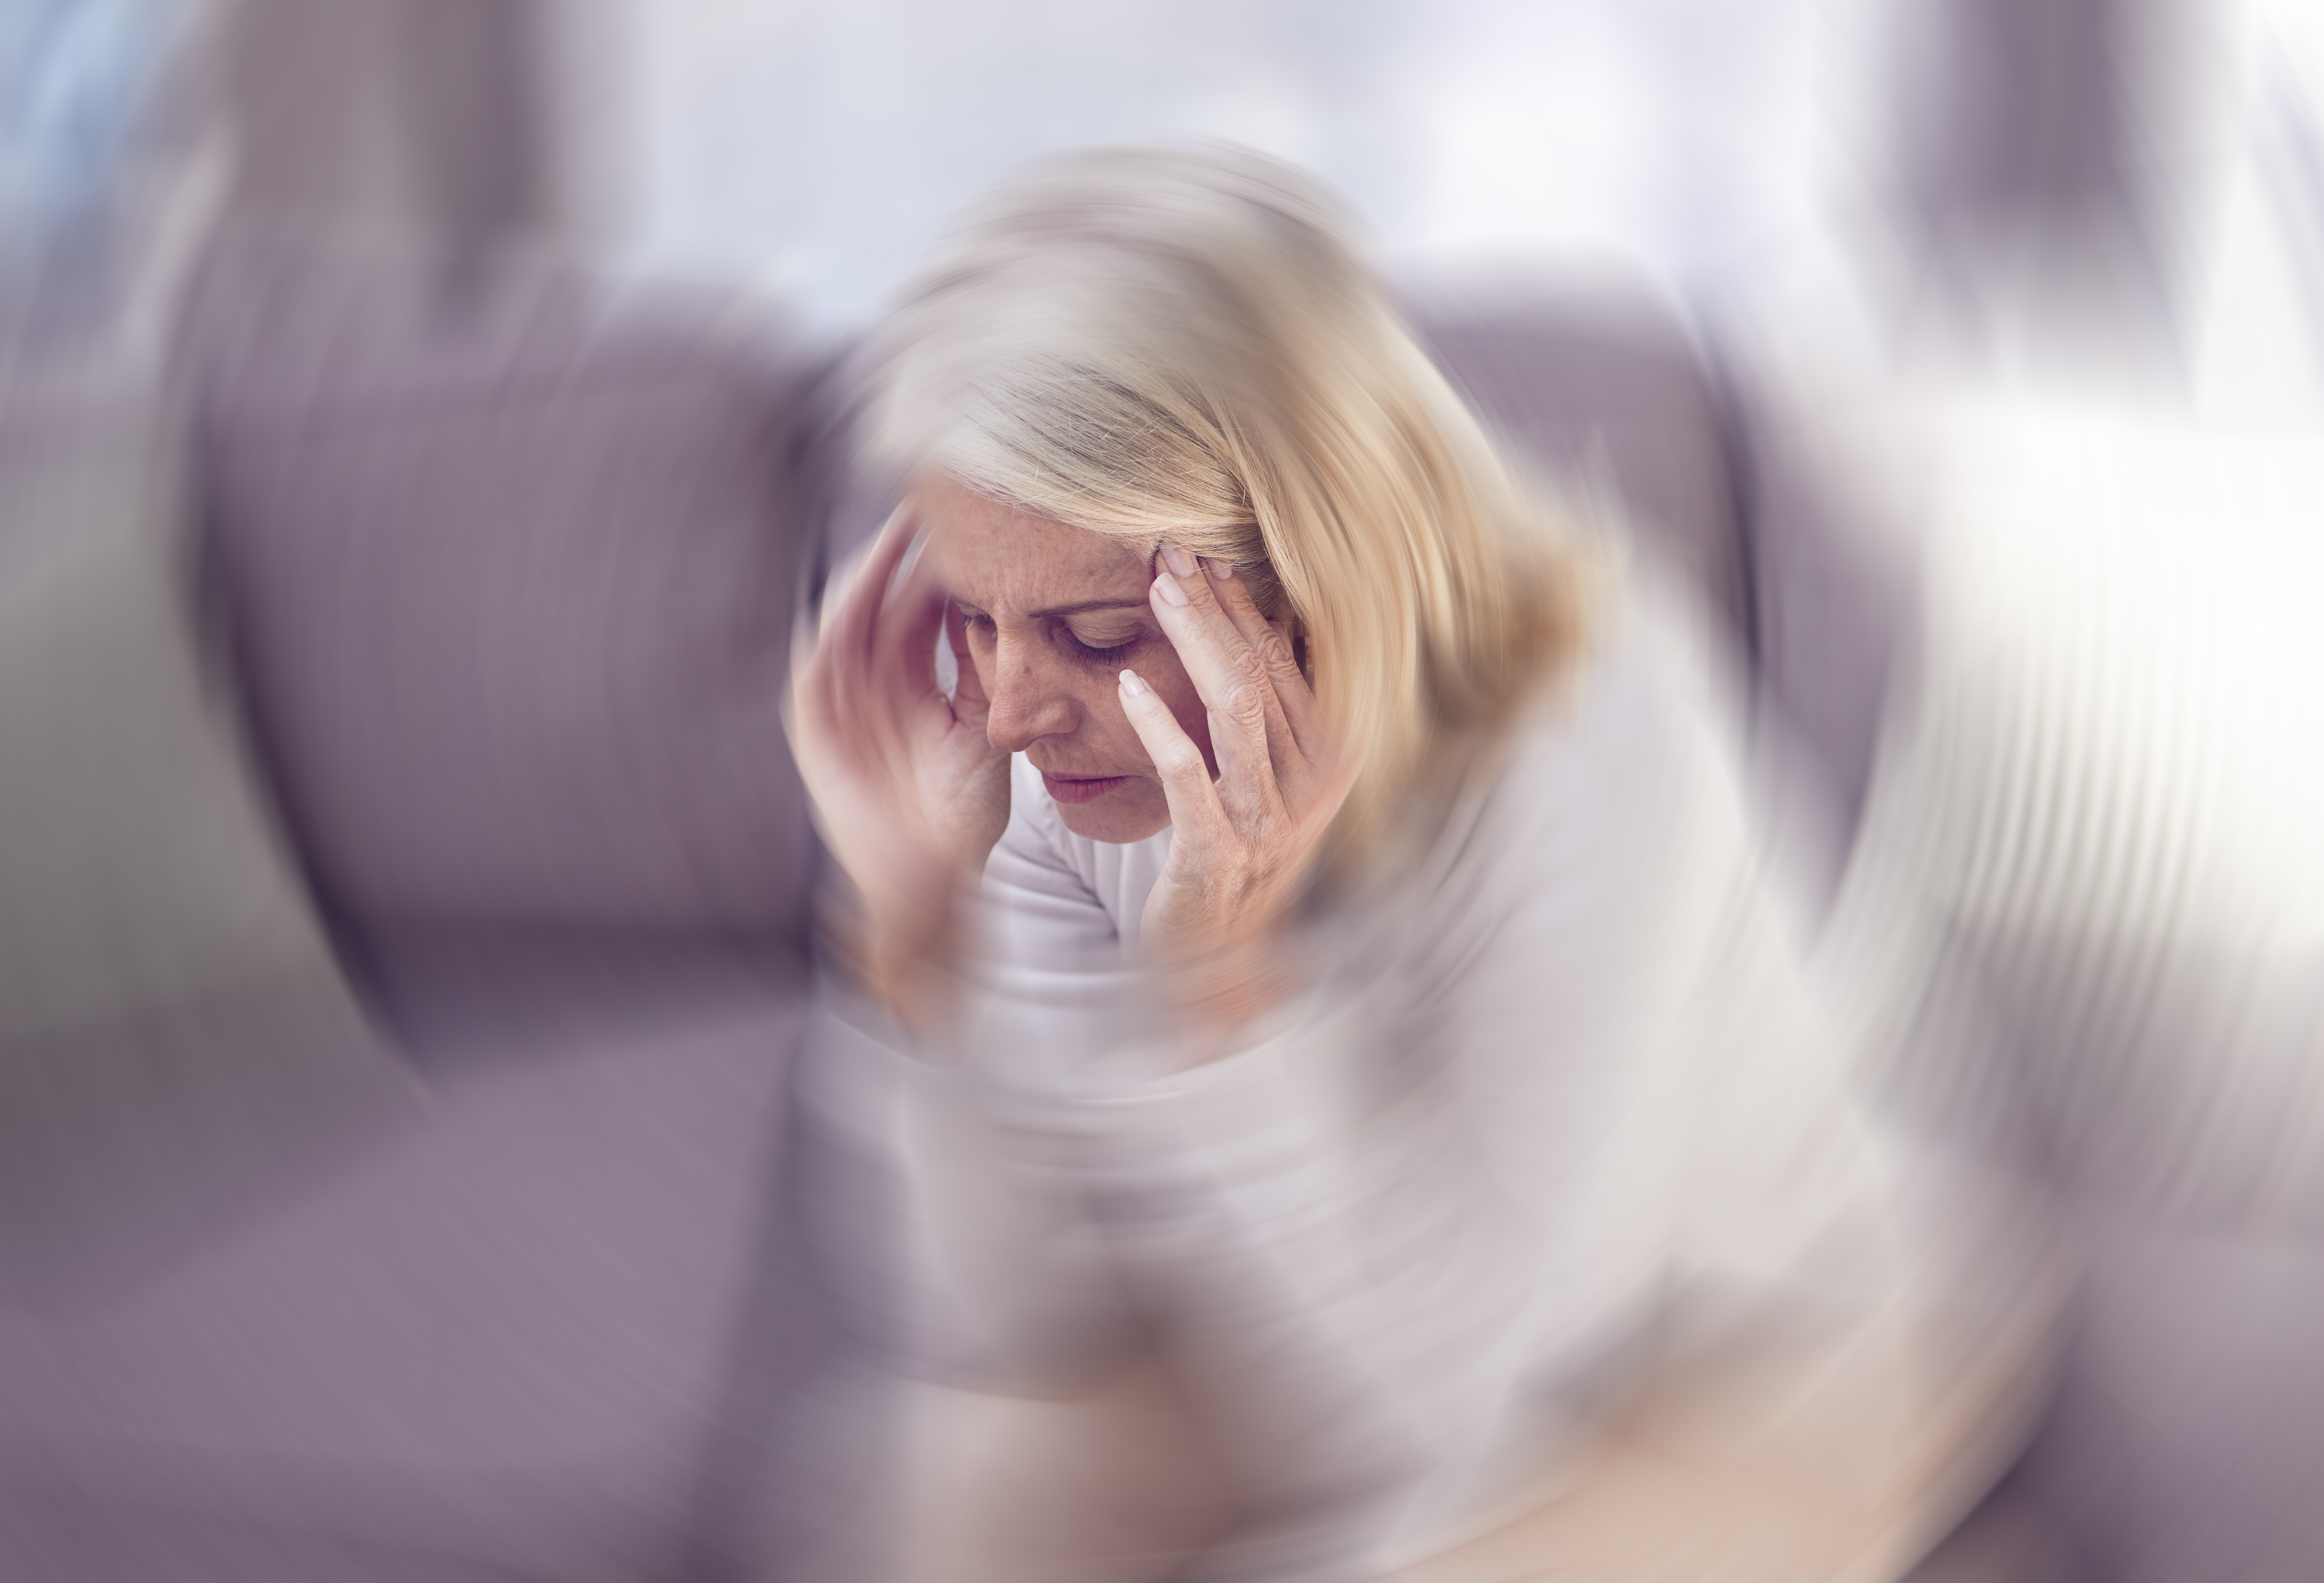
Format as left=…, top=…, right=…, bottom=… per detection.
left=917, top=474, right=1153, bottom=614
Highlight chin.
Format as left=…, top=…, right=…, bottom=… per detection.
left=1053, top=791, right=1172, bottom=845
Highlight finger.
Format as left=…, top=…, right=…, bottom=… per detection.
left=1117, top=667, right=1232, bottom=848
left=827, top=504, right=919, bottom=663
left=791, top=579, right=854, bottom=759
left=786, top=618, right=866, bottom=817
left=826, top=504, right=922, bottom=738
left=783, top=622, right=828, bottom=760
left=944, top=601, right=991, bottom=725
left=1150, top=545, right=1288, bottom=819
left=1201, top=558, right=1325, bottom=767
left=871, top=527, right=950, bottom=711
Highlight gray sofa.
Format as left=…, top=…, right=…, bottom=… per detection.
left=0, top=237, right=854, bottom=1583
left=18, top=215, right=2319, bottom=1583
left=0, top=231, right=1799, bottom=1581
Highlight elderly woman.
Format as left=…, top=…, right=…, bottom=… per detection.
left=791, top=147, right=2025, bottom=1583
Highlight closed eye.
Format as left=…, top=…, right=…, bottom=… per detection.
left=1065, top=631, right=1139, bottom=663
left=956, top=603, right=1141, bottom=664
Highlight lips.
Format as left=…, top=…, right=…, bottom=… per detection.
left=1040, top=772, right=1132, bottom=805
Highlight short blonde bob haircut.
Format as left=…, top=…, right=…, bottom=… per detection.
left=862, top=143, right=1590, bottom=877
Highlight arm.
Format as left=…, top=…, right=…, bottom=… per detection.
left=800, top=526, right=2042, bottom=1579
left=965, top=591, right=2044, bottom=1581
left=805, top=765, right=1159, bottom=1397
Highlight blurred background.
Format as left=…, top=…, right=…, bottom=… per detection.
left=4, top=2, right=2324, bottom=1581
left=26, top=0, right=2305, bottom=359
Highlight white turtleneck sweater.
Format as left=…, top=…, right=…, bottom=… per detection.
left=806, top=579, right=1915, bottom=1579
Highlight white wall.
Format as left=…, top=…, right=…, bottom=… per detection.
left=601, top=0, right=1881, bottom=336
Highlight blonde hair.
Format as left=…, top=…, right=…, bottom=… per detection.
left=863, top=144, right=1589, bottom=875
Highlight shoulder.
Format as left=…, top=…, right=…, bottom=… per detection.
left=1357, top=566, right=1803, bottom=1103
left=1477, top=568, right=1757, bottom=905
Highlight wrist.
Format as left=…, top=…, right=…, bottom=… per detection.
left=1159, top=929, right=1304, bottom=1060
left=819, top=863, right=966, bottom=1036
left=872, top=890, right=967, bottom=1031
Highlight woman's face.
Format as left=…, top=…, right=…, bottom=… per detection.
left=920, top=473, right=1215, bottom=844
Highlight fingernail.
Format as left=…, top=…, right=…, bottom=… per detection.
left=1202, top=556, right=1236, bottom=580
left=1119, top=668, right=1150, bottom=697
left=1161, top=544, right=1197, bottom=578
left=1153, top=572, right=1189, bottom=608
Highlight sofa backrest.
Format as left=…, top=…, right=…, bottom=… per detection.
left=192, top=238, right=821, bottom=957
left=1407, top=283, right=1751, bottom=666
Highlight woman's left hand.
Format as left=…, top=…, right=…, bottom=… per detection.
left=1117, top=544, right=1356, bottom=1036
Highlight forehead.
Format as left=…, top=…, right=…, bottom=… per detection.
left=918, top=474, right=1151, bottom=612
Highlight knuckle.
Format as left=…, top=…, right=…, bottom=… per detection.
left=1223, top=682, right=1268, bottom=730
left=1228, top=642, right=1269, bottom=686
left=1158, top=743, right=1208, bottom=780
left=1254, top=629, right=1295, bottom=675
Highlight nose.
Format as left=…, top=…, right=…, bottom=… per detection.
left=980, top=637, right=1080, bottom=754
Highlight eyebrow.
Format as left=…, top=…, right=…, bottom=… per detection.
left=956, top=597, right=1152, bottom=618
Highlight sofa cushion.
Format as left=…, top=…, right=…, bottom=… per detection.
left=0, top=368, right=419, bottom=1309
left=194, top=239, right=820, bottom=944
left=0, top=997, right=863, bottom=1583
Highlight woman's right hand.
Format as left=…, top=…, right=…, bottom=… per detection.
left=786, top=502, right=1011, bottom=1017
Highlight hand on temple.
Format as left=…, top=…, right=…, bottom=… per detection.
left=786, top=502, right=1012, bottom=1027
